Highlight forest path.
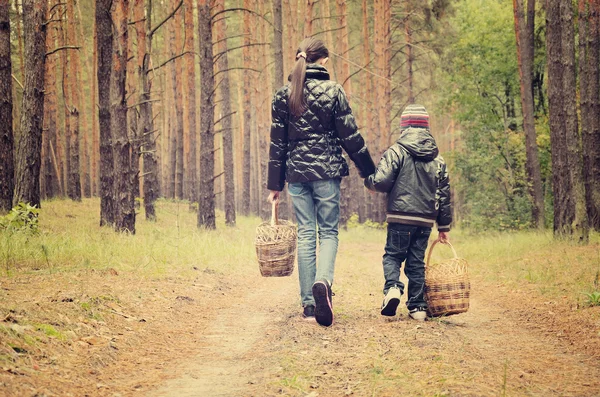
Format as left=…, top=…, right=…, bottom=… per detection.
left=148, top=275, right=297, bottom=397
left=148, top=241, right=600, bottom=396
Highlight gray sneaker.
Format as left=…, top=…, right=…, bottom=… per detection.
left=409, top=307, right=427, bottom=321
left=381, top=286, right=401, bottom=317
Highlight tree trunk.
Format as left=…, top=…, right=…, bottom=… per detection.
left=13, top=0, right=47, bottom=208
left=0, top=0, right=13, bottom=212
left=581, top=0, right=600, bottom=230
left=513, top=0, right=545, bottom=228
left=547, top=0, right=588, bottom=240
left=197, top=0, right=216, bottom=229
left=304, top=0, right=315, bottom=37
left=214, top=0, right=236, bottom=226
left=560, top=0, right=588, bottom=242
left=111, top=0, right=135, bottom=233
left=173, top=9, right=184, bottom=200
left=242, top=0, right=253, bottom=215
left=405, top=2, right=414, bottom=104
left=66, top=0, right=82, bottom=201
left=362, top=0, right=374, bottom=222
left=92, top=24, right=99, bottom=197
left=97, top=0, right=115, bottom=226
left=42, top=0, right=61, bottom=199
left=75, top=0, right=91, bottom=198
left=137, top=0, right=159, bottom=221
left=184, top=0, right=197, bottom=205
left=272, top=0, right=284, bottom=87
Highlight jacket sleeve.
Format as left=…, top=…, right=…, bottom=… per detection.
left=267, top=88, right=289, bottom=191
left=364, top=147, right=402, bottom=193
left=333, top=85, right=376, bottom=178
left=436, top=162, right=452, bottom=232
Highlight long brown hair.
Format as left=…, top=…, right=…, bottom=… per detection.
left=288, top=38, right=329, bottom=117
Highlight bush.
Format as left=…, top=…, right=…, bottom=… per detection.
left=0, top=202, right=40, bottom=234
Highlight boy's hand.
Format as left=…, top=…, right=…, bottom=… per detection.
left=268, top=190, right=280, bottom=203
left=438, top=231, right=449, bottom=243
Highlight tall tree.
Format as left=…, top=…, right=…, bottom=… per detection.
left=184, top=0, right=197, bottom=204
left=513, top=0, right=545, bottom=228
left=172, top=8, right=184, bottom=200
left=214, top=0, right=236, bottom=226
left=136, top=0, right=160, bottom=221
left=0, top=0, right=13, bottom=212
left=272, top=0, right=284, bottom=87
left=197, top=0, right=216, bottom=229
left=66, top=0, right=82, bottom=201
left=241, top=0, right=253, bottom=215
left=97, top=0, right=115, bottom=226
left=580, top=0, right=600, bottom=229
left=13, top=0, right=47, bottom=208
left=111, top=0, right=135, bottom=233
left=546, top=0, right=588, bottom=240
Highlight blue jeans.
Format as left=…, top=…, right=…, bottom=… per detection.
left=288, top=178, right=341, bottom=307
left=383, top=223, right=431, bottom=310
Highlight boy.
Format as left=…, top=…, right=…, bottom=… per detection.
left=364, top=104, right=452, bottom=321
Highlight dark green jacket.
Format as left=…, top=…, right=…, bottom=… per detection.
left=365, top=128, right=452, bottom=232
left=267, top=64, right=375, bottom=191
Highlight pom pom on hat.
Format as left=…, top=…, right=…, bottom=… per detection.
left=400, top=104, right=429, bottom=130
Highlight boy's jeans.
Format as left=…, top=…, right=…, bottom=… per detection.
left=288, top=178, right=341, bottom=307
left=383, top=223, right=431, bottom=310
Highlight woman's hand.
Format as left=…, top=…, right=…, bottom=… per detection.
left=438, top=231, right=449, bottom=244
left=268, top=190, right=280, bottom=203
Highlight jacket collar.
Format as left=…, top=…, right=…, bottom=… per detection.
left=305, top=64, right=330, bottom=80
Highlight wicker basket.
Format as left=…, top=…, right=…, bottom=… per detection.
left=424, top=240, right=470, bottom=317
left=255, top=202, right=297, bottom=277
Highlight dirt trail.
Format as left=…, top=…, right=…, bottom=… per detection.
left=145, top=243, right=600, bottom=397
left=149, top=276, right=297, bottom=397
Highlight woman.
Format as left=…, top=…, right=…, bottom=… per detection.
left=267, top=38, right=375, bottom=327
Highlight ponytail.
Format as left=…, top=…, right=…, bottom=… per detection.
left=289, top=54, right=307, bottom=117
left=288, top=38, right=329, bottom=117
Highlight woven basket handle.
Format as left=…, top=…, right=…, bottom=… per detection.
left=426, top=239, right=458, bottom=267
left=270, top=201, right=279, bottom=226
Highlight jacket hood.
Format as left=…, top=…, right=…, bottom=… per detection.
left=397, top=127, right=439, bottom=161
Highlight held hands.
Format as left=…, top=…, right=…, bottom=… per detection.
left=268, top=190, right=280, bottom=204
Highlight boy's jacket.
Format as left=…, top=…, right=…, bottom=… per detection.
left=364, top=127, right=452, bottom=232
left=267, top=64, right=375, bottom=191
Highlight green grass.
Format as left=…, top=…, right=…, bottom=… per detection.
left=2, top=198, right=599, bottom=303
left=1, top=198, right=262, bottom=278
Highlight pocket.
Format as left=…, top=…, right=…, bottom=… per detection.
left=287, top=183, right=305, bottom=197
left=313, top=179, right=340, bottom=201
left=389, top=229, right=411, bottom=253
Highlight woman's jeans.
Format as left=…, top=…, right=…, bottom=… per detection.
left=288, top=178, right=341, bottom=307
left=383, top=223, right=432, bottom=310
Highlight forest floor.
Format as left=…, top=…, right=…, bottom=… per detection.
left=1, top=200, right=600, bottom=396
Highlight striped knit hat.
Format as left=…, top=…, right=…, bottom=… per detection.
left=400, top=104, right=429, bottom=130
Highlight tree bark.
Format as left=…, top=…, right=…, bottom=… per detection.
left=13, top=0, right=47, bottom=208
left=513, top=0, right=545, bottom=228
left=362, top=0, right=374, bottom=222
left=97, top=0, right=115, bottom=226
left=272, top=0, right=284, bottom=87
left=184, top=0, right=197, bottom=205
left=111, top=0, right=135, bottom=233
left=136, top=0, right=159, bottom=221
left=197, top=0, right=216, bottom=229
left=91, top=22, right=99, bottom=197
left=241, top=0, right=253, bottom=215
left=214, top=0, right=236, bottom=226
left=173, top=8, right=184, bottom=200
left=66, top=0, right=82, bottom=201
left=581, top=0, right=600, bottom=229
left=0, top=0, right=13, bottom=212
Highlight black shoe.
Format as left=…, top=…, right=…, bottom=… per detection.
left=303, top=305, right=315, bottom=319
left=312, top=279, right=334, bottom=327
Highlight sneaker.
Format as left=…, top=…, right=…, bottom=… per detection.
left=381, top=286, right=401, bottom=317
left=303, top=305, right=315, bottom=319
left=409, top=307, right=427, bottom=321
left=312, top=279, right=334, bottom=327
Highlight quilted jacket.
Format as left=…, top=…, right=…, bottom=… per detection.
left=267, top=64, right=376, bottom=191
left=364, top=127, right=452, bottom=232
